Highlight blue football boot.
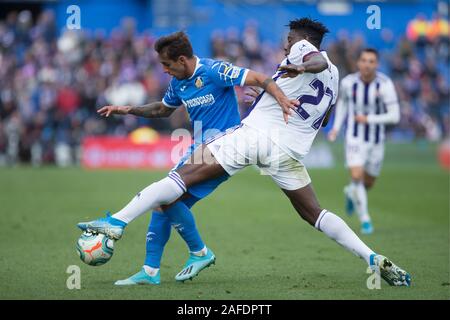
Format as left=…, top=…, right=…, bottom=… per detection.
left=344, top=186, right=355, bottom=216
left=114, top=268, right=160, bottom=285
left=77, top=212, right=127, bottom=240
left=175, top=247, right=216, bottom=282
left=361, top=221, right=374, bottom=235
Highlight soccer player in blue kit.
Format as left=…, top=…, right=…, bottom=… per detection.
left=87, top=31, right=298, bottom=285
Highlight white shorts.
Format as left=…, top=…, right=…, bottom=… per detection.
left=345, top=140, right=385, bottom=177
left=206, top=124, right=311, bottom=190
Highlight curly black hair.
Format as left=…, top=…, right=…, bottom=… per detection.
left=287, top=17, right=329, bottom=48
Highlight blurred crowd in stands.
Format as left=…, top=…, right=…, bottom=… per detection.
left=0, top=10, right=448, bottom=166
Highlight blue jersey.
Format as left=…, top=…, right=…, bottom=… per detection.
left=163, top=57, right=248, bottom=144
left=163, top=57, right=248, bottom=201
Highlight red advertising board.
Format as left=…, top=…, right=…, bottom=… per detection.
left=81, top=136, right=191, bottom=169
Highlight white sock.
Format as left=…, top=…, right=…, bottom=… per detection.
left=191, top=246, right=208, bottom=257
left=350, top=181, right=371, bottom=223
left=113, top=172, right=186, bottom=224
left=143, top=265, right=159, bottom=276
left=315, top=209, right=375, bottom=265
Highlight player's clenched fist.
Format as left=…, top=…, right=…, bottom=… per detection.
left=97, top=105, right=131, bottom=117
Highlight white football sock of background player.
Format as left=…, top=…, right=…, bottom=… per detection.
left=349, top=180, right=371, bottom=223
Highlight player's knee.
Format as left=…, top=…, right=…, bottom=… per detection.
left=351, top=174, right=364, bottom=182
left=350, top=168, right=364, bottom=181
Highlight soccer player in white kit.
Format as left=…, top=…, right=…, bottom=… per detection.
left=80, top=19, right=410, bottom=286
left=328, top=49, right=400, bottom=234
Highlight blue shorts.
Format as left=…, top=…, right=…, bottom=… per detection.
left=170, top=143, right=229, bottom=206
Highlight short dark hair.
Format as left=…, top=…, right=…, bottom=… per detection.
left=359, top=48, right=379, bottom=59
left=288, top=17, right=329, bottom=48
left=154, top=31, right=194, bottom=61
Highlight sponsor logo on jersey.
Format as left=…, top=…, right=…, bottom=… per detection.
left=185, top=94, right=215, bottom=109
left=195, top=76, right=203, bottom=88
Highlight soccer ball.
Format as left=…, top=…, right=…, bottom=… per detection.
left=76, top=231, right=114, bottom=266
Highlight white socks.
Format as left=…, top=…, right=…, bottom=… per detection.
left=349, top=181, right=371, bottom=223
left=315, top=209, right=375, bottom=265
left=143, top=248, right=207, bottom=276
left=113, top=172, right=186, bottom=224
left=192, top=246, right=208, bottom=257
left=143, top=265, right=159, bottom=276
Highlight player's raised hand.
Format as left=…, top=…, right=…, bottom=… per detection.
left=328, top=129, right=338, bottom=142
left=278, top=64, right=306, bottom=78
left=97, top=105, right=131, bottom=117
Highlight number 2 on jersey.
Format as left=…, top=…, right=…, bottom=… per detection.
left=295, top=79, right=333, bottom=130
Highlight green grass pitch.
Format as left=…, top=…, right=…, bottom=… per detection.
left=0, top=142, right=448, bottom=299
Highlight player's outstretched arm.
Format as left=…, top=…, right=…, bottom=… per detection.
left=328, top=99, right=345, bottom=141
left=97, top=102, right=175, bottom=118
left=355, top=102, right=400, bottom=125
left=244, top=70, right=299, bottom=123
left=359, top=80, right=400, bottom=125
left=279, top=53, right=328, bottom=77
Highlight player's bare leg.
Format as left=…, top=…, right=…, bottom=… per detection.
left=283, top=183, right=371, bottom=259
left=282, top=184, right=411, bottom=286
left=363, top=172, right=377, bottom=190
left=349, top=166, right=365, bottom=180
left=282, top=184, right=322, bottom=226
left=282, top=183, right=375, bottom=260
left=176, top=144, right=227, bottom=186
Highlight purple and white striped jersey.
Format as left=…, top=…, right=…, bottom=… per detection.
left=332, top=72, right=400, bottom=145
